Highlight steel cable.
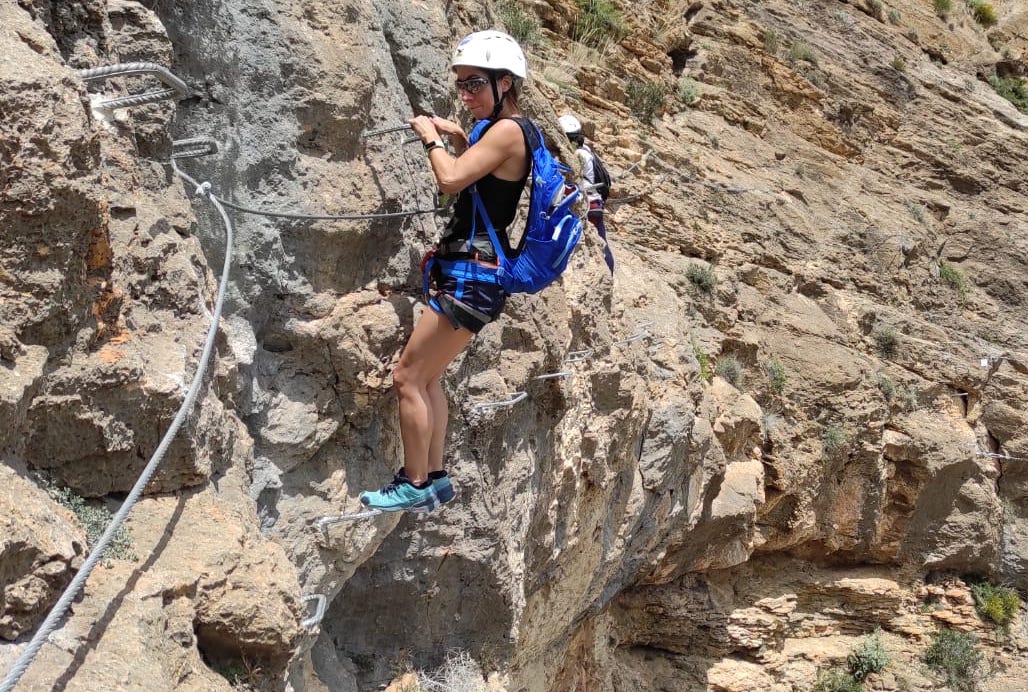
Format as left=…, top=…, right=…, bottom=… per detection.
left=0, top=159, right=234, bottom=692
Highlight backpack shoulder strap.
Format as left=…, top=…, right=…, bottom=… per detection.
left=468, top=116, right=535, bottom=262
left=508, top=116, right=540, bottom=156
left=468, top=118, right=494, bottom=146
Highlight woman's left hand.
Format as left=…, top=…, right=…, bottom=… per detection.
left=428, top=116, right=466, bottom=141
left=408, top=115, right=441, bottom=143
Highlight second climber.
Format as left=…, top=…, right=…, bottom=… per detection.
left=559, top=113, right=614, bottom=274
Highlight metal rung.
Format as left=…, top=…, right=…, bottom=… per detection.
left=171, top=147, right=217, bottom=160
left=78, top=62, right=195, bottom=111
left=977, top=450, right=1028, bottom=462
left=301, top=594, right=327, bottom=629
left=564, top=349, right=594, bottom=364
left=172, top=137, right=219, bottom=159
left=614, top=331, right=651, bottom=346
left=473, top=391, right=527, bottom=411
left=533, top=371, right=571, bottom=380
left=316, top=509, right=383, bottom=528
left=95, top=89, right=179, bottom=110
left=362, top=123, right=412, bottom=137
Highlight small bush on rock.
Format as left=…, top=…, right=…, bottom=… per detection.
left=848, top=629, right=890, bottom=681
left=971, top=581, right=1022, bottom=627
left=924, top=629, right=983, bottom=690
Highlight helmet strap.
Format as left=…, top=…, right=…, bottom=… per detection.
left=489, top=72, right=506, bottom=119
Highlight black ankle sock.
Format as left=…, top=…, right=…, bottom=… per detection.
left=428, top=469, right=448, bottom=480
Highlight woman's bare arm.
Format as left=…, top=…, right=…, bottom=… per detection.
left=409, top=116, right=526, bottom=194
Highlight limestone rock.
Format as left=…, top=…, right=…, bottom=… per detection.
left=0, top=465, right=85, bottom=641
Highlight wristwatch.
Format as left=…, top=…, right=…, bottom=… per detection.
left=423, top=139, right=445, bottom=153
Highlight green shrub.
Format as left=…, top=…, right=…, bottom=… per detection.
left=867, top=0, right=885, bottom=21
left=939, top=261, right=969, bottom=298
left=678, top=77, right=700, bottom=106
left=924, top=629, right=983, bottom=690
left=934, top=0, right=952, bottom=16
left=573, top=0, right=627, bottom=47
left=789, top=41, right=818, bottom=65
left=822, top=424, right=848, bottom=457
left=906, top=201, right=927, bottom=224
left=213, top=656, right=266, bottom=690
left=971, top=582, right=1022, bottom=627
left=873, top=324, right=900, bottom=358
left=888, top=8, right=902, bottom=24
left=891, top=55, right=906, bottom=71
left=40, top=475, right=136, bottom=565
left=498, top=1, right=542, bottom=47
left=877, top=375, right=896, bottom=400
left=626, top=77, right=666, bottom=124
left=968, top=1, right=998, bottom=27
left=686, top=264, right=716, bottom=294
left=692, top=338, right=712, bottom=383
left=899, top=385, right=920, bottom=413
left=813, top=668, right=863, bottom=692
left=848, top=629, right=890, bottom=681
left=764, top=29, right=780, bottom=55
left=716, top=354, right=744, bottom=387
left=989, top=75, right=1028, bottom=113
left=765, top=358, right=787, bottom=394
left=214, top=661, right=247, bottom=686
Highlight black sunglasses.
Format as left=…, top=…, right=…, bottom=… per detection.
left=455, top=76, right=490, bottom=95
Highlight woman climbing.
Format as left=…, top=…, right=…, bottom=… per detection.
left=358, top=30, right=531, bottom=512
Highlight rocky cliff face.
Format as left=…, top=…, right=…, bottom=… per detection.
left=1, top=0, right=1027, bottom=690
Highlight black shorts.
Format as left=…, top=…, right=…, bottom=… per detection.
left=427, top=264, right=507, bottom=334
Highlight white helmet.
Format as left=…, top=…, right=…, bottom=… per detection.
left=451, top=30, right=527, bottom=79
left=559, top=114, right=582, bottom=135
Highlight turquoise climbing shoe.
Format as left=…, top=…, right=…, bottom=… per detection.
left=359, top=472, right=437, bottom=512
left=430, top=472, right=456, bottom=507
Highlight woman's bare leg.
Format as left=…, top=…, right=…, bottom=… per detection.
left=426, top=376, right=448, bottom=473
left=393, top=308, right=473, bottom=483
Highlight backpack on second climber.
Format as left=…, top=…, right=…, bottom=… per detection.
left=586, top=144, right=612, bottom=201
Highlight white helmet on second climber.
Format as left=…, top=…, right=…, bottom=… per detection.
left=451, top=30, right=527, bottom=79
left=559, top=114, right=582, bottom=136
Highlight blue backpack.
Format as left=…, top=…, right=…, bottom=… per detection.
left=466, top=117, right=583, bottom=294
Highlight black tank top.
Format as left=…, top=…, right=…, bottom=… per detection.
left=436, top=120, right=529, bottom=261
left=438, top=174, right=526, bottom=260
